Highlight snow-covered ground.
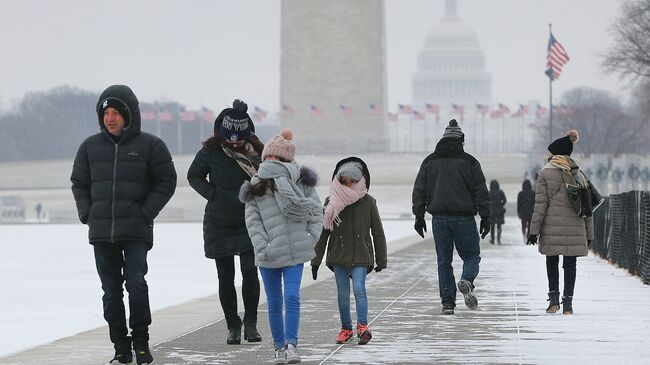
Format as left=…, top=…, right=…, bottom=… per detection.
left=0, top=220, right=414, bottom=357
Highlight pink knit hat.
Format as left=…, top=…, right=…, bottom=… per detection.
left=262, top=128, right=295, bottom=161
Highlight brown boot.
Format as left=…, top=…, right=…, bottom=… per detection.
left=546, top=291, right=560, bottom=313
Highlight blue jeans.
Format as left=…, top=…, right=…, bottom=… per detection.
left=432, top=216, right=481, bottom=306
left=333, top=265, right=368, bottom=329
left=93, top=241, right=151, bottom=345
left=259, top=264, right=303, bottom=350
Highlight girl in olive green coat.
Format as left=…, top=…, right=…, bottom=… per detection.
left=311, top=157, right=387, bottom=345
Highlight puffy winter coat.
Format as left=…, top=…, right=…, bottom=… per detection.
left=529, top=164, right=594, bottom=256
left=187, top=146, right=256, bottom=259
left=412, top=138, right=490, bottom=219
left=240, top=160, right=323, bottom=268
left=71, top=85, right=177, bottom=245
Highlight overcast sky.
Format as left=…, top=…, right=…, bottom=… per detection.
left=0, top=0, right=624, bottom=113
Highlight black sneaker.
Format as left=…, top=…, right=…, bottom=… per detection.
left=133, top=341, right=153, bottom=365
left=110, top=339, right=132, bottom=364
left=457, top=279, right=478, bottom=310
left=441, top=304, right=455, bottom=315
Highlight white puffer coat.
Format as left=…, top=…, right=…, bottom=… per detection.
left=240, top=160, right=323, bottom=268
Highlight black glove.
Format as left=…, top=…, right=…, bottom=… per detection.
left=311, top=265, right=319, bottom=280
left=587, top=240, right=592, bottom=247
left=479, top=218, right=490, bottom=239
left=414, top=216, right=427, bottom=238
left=374, top=266, right=383, bottom=273
left=527, top=234, right=538, bottom=245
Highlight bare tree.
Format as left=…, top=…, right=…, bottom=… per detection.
left=603, top=0, right=650, bottom=80
left=541, top=87, right=648, bottom=157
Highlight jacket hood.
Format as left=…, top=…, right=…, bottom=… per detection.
left=522, top=179, right=532, bottom=191
left=96, top=85, right=141, bottom=141
left=331, top=156, right=371, bottom=190
left=239, top=162, right=318, bottom=203
left=490, top=179, right=500, bottom=191
left=433, top=137, right=464, bottom=157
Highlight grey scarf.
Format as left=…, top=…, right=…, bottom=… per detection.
left=257, top=160, right=320, bottom=220
left=222, top=142, right=261, bottom=177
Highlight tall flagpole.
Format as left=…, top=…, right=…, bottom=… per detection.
left=548, top=23, right=553, bottom=145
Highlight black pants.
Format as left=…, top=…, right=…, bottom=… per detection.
left=215, top=250, right=260, bottom=329
left=546, top=255, right=577, bottom=297
left=490, top=223, right=502, bottom=243
left=520, top=218, right=531, bottom=239
left=94, top=241, right=151, bottom=345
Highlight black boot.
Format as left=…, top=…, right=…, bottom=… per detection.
left=562, top=296, right=573, bottom=315
left=110, top=339, right=132, bottom=364
left=546, top=291, right=560, bottom=313
left=133, top=340, right=153, bottom=365
left=227, top=326, right=241, bottom=345
left=243, top=323, right=262, bottom=342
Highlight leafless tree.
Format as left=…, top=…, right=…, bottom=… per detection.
left=603, top=0, right=650, bottom=80
left=537, top=87, right=648, bottom=157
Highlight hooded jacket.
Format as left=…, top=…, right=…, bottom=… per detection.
left=311, top=157, right=387, bottom=272
left=517, top=179, right=535, bottom=220
left=412, top=138, right=490, bottom=219
left=239, top=160, right=323, bottom=268
left=71, top=85, right=177, bottom=245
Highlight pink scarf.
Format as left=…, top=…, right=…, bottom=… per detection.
left=323, top=176, right=367, bottom=230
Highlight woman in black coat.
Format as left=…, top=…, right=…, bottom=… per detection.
left=489, top=179, right=507, bottom=244
left=187, top=100, right=264, bottom=345
left=517, top=179, right=535, bottom=244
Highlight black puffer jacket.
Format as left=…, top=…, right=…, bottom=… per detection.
left=412, top=138, right=490, bottom=219
left=188, top=146, right=257, bottom=259
left=71, top=85, right=177, bottom=245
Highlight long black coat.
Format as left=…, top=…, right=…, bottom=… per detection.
left=71, top=85, right=177, bottom=245
left=489, top=189, right=507, bottom=225
left=187, top=147, right=255, bottom=259
left=517, top=180, right=535, bottom=220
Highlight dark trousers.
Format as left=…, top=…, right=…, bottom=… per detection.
left=432, top=216, right=481, bottom=306
left=520, top=218, right=531, bottom=240
left=490, top=223, right=502, bottom=243
left=215, top=250, right=260, bottom=329
left=546, top=255, right=577, bottom=297
left=93, top=241, right=151, bottom=345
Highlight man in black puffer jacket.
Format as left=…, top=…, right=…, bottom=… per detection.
left=412, top=119, right=490, bottom=315
left=71, top=85, right=176, bottom=365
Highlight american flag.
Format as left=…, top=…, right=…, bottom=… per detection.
left=253, top=106, right=268, bottom=120
left=388, top=112, right=398, bottom=122
left=490, top=110, right=503, bottom=119
left=412, top=110, right=425, bottom=120
left=281, top=104, right=295, bottom=116
left=339, top=104, right=352, bottom=116
left=425, top=103, right=440, bottom=114
left=179, top=108, right=196, bottom=122
left=545, top=32, right=570, bottom=80
left=452, top=104, right=464, bottom=115
left=202, top=107, right=215, bottom=122
left=535, top=104, right=548, bottom=118
left=158, top=108, right=173, bottom=122
left=476, top=103, right=490, bottom=116
left=368, top=103, right=383, bottom=116
left=512, top=104, right=529, bottom=118
left=398, top=104, right=412, bottom=114
left=498, top=103, right=511, bottom=116
left=310, top=104, right=324, bottom=116
left=141, top=110, right=156, bottom=121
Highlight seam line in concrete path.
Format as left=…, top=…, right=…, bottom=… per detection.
left=318, top=269, right=434, bottom=365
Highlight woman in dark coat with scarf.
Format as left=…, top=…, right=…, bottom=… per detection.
left=187, top=99, right=264, bottom=344
left=488, top=179, right=507, bottom=244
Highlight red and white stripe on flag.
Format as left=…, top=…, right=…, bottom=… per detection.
left=546, top=32, right=570, bottom=80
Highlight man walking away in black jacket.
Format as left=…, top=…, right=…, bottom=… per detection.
left=71, top=85, right=177, bottom=365
left=412, top=119, right=490, bottom=315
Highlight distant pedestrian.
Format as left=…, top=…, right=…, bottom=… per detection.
left=412, top=119, right=490, bottom=315
left=35, top=202, right=42, bottom=221
left=311, top=157, right=387, bottom=345
left=488, top=180, right=507, bottom=244
left=517, top=179, right=535, bottom=243
left=71, top=85, right=177, bottom=365
left=528, top=130, right=594, bottom=315
left=187, top=99, right=263, bottom=345
left=239, top=128, right=323, bottom=364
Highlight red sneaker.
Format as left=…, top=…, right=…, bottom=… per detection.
left=336, top=328, right=354, bottom=344
left=357, top=324, right=372, bottom=345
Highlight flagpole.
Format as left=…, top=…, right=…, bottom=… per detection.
left=548, top=23, right=553, bottom=145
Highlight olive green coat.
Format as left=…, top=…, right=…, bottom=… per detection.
left=311, top=194, right=387, bottom=272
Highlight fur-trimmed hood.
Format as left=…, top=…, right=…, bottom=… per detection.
left=239, top=163, right=318, bottom=203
